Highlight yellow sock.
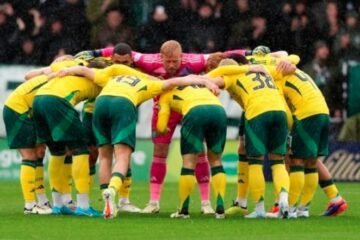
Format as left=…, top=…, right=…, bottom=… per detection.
left=211, top=166, right=226, bottom=210
left=72, top=154, right=90, bottom=194
left=237, top=155, right=248, bottom=199
left=288, top=166, right=304, bottom=207
left=48, top=155, right=65, bottom=192
left=248, top=161, right=265, bottom=203
left=179, top=168, right=196, bottom=211
left=35, top=158, right=45, bottom=194
left=271, top=160, right=290, bottom=194
left=119, top=169, right=132, bottom=199
left=300, top=168, right=319, bottom=207
left=109, top=173, right=124, bottom=192
left=20, top=160, right=37, bottom=202
left=319, top=180, right=339, bottom=200
left=62, top=156, right=72, bottom=194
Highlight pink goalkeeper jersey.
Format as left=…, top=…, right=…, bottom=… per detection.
left=100, top=47, right=246, bottom=79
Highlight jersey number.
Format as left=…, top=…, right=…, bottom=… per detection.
left=251, top=73, right=276, bottom=90
left=115, top=76, right=140, bottom=86
left=294, top=72, right=318, bottom=89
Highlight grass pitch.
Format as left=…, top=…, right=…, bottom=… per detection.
left=0, top=181, right=358, bottom=240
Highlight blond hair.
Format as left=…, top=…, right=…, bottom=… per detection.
left=160, top=40, right=182, bottom=56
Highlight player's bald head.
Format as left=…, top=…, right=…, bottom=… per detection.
left=160, top=40, right=182, bottom=56
left=160, top=40, right=182, bottom=76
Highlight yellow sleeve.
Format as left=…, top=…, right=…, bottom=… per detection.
left=287, top=55, right=300, bottom=65
left=156, top=92, right=171, bottom=133
left=207, top=65, right=249, bottom=77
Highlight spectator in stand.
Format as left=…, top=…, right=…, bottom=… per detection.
left=12, top=36, right=42, bottom=65
left=0, top=2, right=21, bottom=61
left=170, top=0, right=198, bottom=51
left=225, top=0, right=253, bottom=49
left=91, top=7, right=134, bottom=48
left=321, top=1, right=344, bottom=50
left=57, top=0, right=90, bottom=54
left=137, top=5, right=174, bottom=53
left=248, top=13, right=272, bottom=50
left=288, top=1, right=317, bottom=65
left=40, top=16, right=70, bottom=65
left=188, top=3, right=225, bottom=53
left=333, top=11, right=360, bottom=62
left=303, top=40, right=342, bottom=117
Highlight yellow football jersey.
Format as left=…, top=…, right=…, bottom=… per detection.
left=208, top=65, right=285, bottom=120
left=157, top=85, right=223, bottom=132
left=280, top=69, right=329, bottom=119
left=5, top=75, right=48, bottom=114
left=94, top=65, right=164, bottom=106
left=36, top=75, right=101, bottom=107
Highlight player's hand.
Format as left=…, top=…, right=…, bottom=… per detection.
left=204, top=80, right=221, bottom=96
left=277, top=60, right=296, bottom=75
left=56, top=69, right=70, bottom=78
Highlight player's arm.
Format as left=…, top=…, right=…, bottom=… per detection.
left=156, top=93, right=171, bottom=134
left=269, top=51, right=289, bottom=58
left=24, top=67, right=52, bottom=80
left=207, top=64, right=268, bottom=78
left=74, top=47, right=114, bottom=60
left=162, top=75, right=220, bottom=95
left=55, top=66, right=95, bottom=80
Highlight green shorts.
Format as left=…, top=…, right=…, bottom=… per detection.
left=291, top=114, right=329, bottom=159
left=93, top=96, right=137, bottom=150
left=245, top=111, right=288, bottom=157
left=82, top=112, right=96, bottom=146
left=3, top=106, right=37, bottom=149
left=180, top=105, right=227, bottom=155
left=32, top=95, right=86, bottom=145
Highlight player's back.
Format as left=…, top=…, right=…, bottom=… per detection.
left=282, top=69, right=329, bottom=119
left=161, top=85, right=222, bottom=115
left=224, top=72, right=285, bottom=119
left=5, top=75, right=48, bottom=113
left=36, top=75, right=101, bottom=107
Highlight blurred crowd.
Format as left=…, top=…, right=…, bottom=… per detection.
left=1, top=0, right=360, bottom=121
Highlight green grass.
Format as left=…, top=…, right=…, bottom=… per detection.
left=0, top=181, right=359, bottom=240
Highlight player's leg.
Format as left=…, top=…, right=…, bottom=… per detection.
left=318, top=160, right=348, bottom=216
left=243, top=113, right=268, bottom=219
left=61, top=154, right=74, bottom=210
left=226, top=113, right=249, bottom=215
left=34, top=144, right=52, bottom=212
left=143, top=109, right=181, bottom=213
left=118, top=167, right=141, bottom=213
left=103, top=143, right=132, bottom=219
left=204, top=105, right=228, bottom=219
left=32, top=96, right=71, bottom=214
left=268, top=111, right=289, bottom=218
left=293, top=115, right=328, bottom=217
left=3, top=105, right=48, bottom=214
left=170, top=107, right=209, bottom=218
left=195, top=152, right=213, bottom=214
left=98, top=96, right=137, bottom=219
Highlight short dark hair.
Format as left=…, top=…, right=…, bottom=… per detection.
left=113, top=43, right=132, bottom=55
left=227, top=54, right=249, bottom=65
